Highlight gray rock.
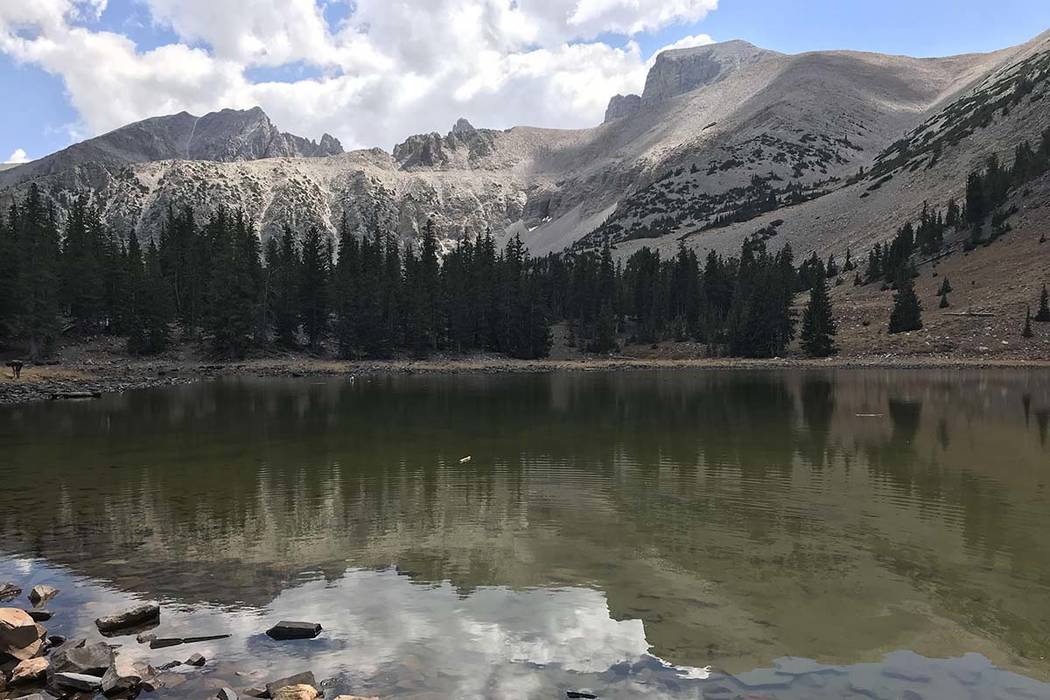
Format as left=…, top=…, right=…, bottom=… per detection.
left=217, top=688, right=238, bottom=700
left=0, top=608, right=43, bottom=661
left=27, top=585, right=58, bottom=606
left=185, top=653, right=206, bottom=667
left=26, top=610, right=51, bottom=622
left=52, top=672, right=103, bottom=692
left=51, top=640, right=114, bottom=675
left=265, top=621, right=322, bottom=640
left=243, top=686, right=267, bottom=697
left=603, top=94, right=642, bottom=123
left=0, top=583, right=20, bottom=601
left=101, top=656, right=143, bottom=696
left=266, top=672, right=316, bottom=697
left=95, top=603, right=160, bottom=634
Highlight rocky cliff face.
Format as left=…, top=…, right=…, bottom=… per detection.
left=1, top=32, right=1049, bottom=263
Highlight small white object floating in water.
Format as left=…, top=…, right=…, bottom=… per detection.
left=459, top=456, right=472, bottom=463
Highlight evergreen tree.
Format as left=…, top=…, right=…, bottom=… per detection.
left=937, top=277, right=952, bottom=296
left=272, top=226, right=301, bottom=347
left=205, top=210, right=258, bottom=358
left=1036, top=284, right=1050, bottom=322
left=800, top=275, right=837, bottom=357
left=14, top=185, right=62, bottom=360
left=1023, top=306, right=1034, bottom=339
left=61, top=195, right=105, bottom=334
left=140, top=239, right=173, bottom=353
left=299, top=226, right=329, bottom=351
left=939, top=291, right=950, bottom=309
left=124, top=230, right=147, bottom=355
left=888, top=275, right=923, bottom=334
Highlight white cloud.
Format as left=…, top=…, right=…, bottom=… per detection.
left=0, top=0, right=721, bottom=152
left=5, top=148, right=30, bottom=164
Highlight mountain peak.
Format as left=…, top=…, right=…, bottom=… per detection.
left=642, top=39, right=777, bottom=102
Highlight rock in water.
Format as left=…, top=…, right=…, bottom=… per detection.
left=265, top=621, right=322, bottom=640
left=53, top=672, right=104, bottom=692
left=10, top=657, right=49, bottom=683
left=0, top=583, right=21, bottom=601
left=26, top=609, right=52, bottom=622
left=95, top=602, right=161, bottom=634
left=101, top=656, right=144, bottom=695
left=27, top=585, right=58, bottom=606
left=51, top=640, right=114, bottom=675
left=265, top=672, right=316, bottom=697
left=216, top=688, right=238, bottom=700
left=0, top=608, right=43, bottom=660
left=272, top=684, right=318, bottom=700
left=185, top=652, right=206, bottom=667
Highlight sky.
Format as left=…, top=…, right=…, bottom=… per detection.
left=1, top=0, right=1049, bottom=165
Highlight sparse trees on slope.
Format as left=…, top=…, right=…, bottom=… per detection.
left=888, top=275, right=923, bottom=334
left=1036, top=284, right=1050, bottom=322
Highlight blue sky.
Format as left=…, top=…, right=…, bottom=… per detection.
left=1, top=0, right=1048, bottom=163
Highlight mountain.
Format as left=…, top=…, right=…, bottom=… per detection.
left=1, top=31, right=1049, bottom=264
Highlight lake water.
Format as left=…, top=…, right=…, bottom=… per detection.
left=1, top=370, right=1049, bottom=699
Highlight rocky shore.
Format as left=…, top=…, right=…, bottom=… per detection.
left=1, top=583, right=374, bottom=700
left=3, top=348, right=1050, bottom=407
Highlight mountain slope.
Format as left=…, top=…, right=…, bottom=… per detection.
left=0, top=31, right=1048, bottom=260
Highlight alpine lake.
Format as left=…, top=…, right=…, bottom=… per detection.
left=1, top=369, right=1049, bottom=699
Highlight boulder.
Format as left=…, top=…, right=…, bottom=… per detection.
left=53, top=672, right=103, bottom=692
left=26, top=610, right=52, bottom=622
left=243, top=686, right=267, bottom=697
left=51, top=640, right=114, bottom=675
left=272, top=684, right=318, bottom=700
left=333, top=696, right=380, bottom=700
left=10, top=657, right=49, bottom=683
left=101, top=656, right=144, bottom=696
left=27, top=586, right=58, bottom=606
left=95, top=603, right=160, bottom=634
left=265, top=622, right=322, bottom=640
left=186, top=653, right=206, bottom=667
left=13, top=694, right=47, bottom=700
left=217, top=688, right=238, bottom=700
left=0, top=583, right=20, bottom=601
left=265, top=672, right=316, bottom=697
left=0, top=608, right=43, bottom=661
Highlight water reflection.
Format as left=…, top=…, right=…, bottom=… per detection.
left=1, top=369, right=1049, bottom=688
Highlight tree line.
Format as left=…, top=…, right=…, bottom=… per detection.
left=0, top=185, right=842, bottom=361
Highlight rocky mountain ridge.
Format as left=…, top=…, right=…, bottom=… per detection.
left=1, top=31, right=1049, bottom=263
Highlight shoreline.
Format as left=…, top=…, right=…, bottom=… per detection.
left=4, top=352, right=1050, bottom=406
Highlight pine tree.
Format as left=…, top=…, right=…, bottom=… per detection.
left=888, top=275, right=923, bottom=334
left=272, top=226, right=301, bottom=347
left=205, top=210, right=258, bottom=358
left=124, top=230, right=147, bottom=355
left=800, top=275, right=837, bottom=357
left=938, top=277, right=952, bottom=296
left=141, top=239, right=173, bottom=353
left=299, top=226, right=329, bottom=351
left=939, top=291, right=950, bottom=309
left=15, top=185, right=63, bottom=360
left=1023, top=306, right=1034, bottom=338
left=1036, top=284, right=1050, bottom=322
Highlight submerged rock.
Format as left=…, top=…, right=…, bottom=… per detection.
left=0, top=583, right=21, bottom=601
left=26, top=610, right=52, bottom=622
left=51, top=639, right=114, bottom=675
left=265, top=622, right=322, bottom=640
left=0, top=608, right=43, bottom=660
left=186, top=652, right=207, bottom=667
left=27, top=585, right=58, bottom=606
left=95, top=602, right=161, bottom=634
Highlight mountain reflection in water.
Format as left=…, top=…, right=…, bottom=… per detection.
left=1, top=369, right=1049, bottom=695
